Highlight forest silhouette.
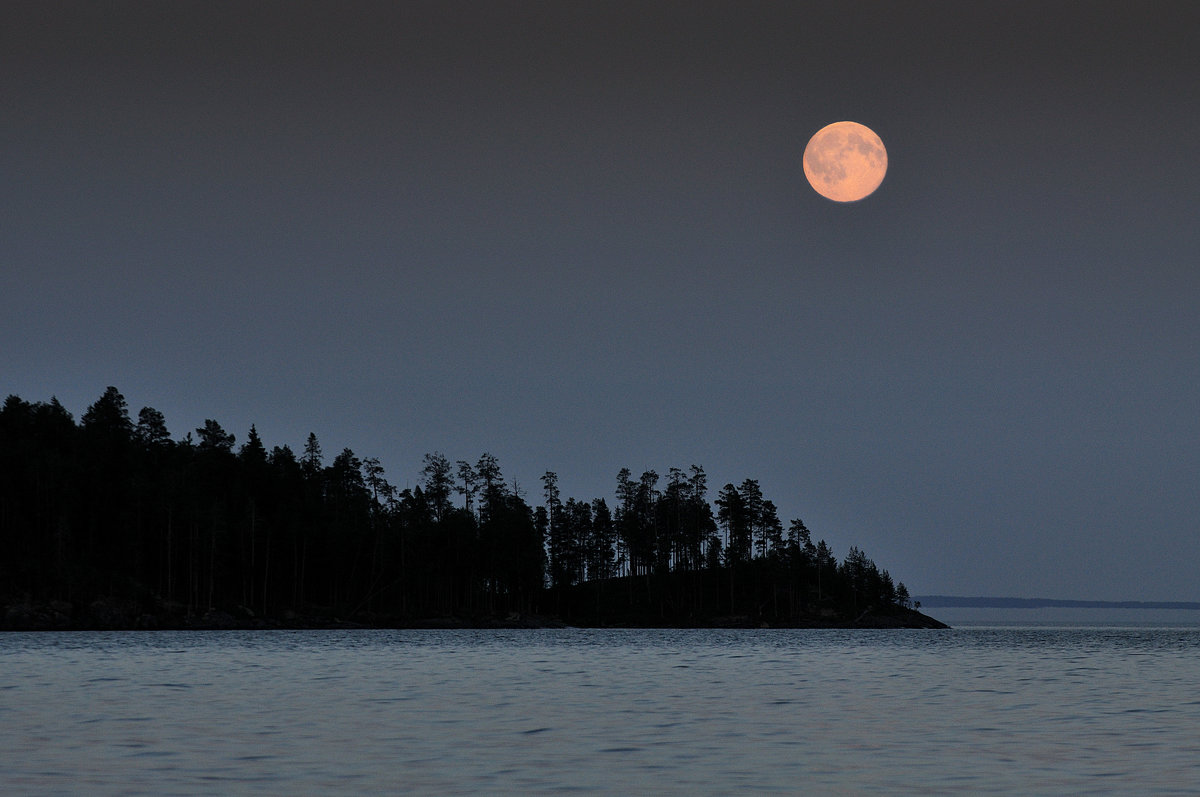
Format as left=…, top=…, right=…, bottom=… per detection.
left=1, top=387, right=943, bottom=629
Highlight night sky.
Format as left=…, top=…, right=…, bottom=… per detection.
left=4, top=1, right=1197, bottom=601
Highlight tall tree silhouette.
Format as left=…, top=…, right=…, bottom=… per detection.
left=716, top=483, right=749, bottom=565
left=455, top=460, right=479, bottom=515
left=135, top=406, right=171, bottom=448
left=421, top=452, right=454, bottom=524
left=542, top=471, right=567, bottom=588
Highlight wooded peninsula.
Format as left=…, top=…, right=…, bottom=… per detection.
left=1, top=388, right=945, bottom=630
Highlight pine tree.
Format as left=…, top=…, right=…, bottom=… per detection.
left=420, top=452, right=454, bottom=523
left=135, top=407, right=171, bottom=448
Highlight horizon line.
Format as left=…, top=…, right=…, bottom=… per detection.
left=916, top=595, right=1200, bottom=610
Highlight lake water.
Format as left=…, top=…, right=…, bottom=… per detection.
left=2, top=623, right=1199, bottom=794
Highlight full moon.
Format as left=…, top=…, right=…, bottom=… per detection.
left=803, top=121, right=887, bottom=202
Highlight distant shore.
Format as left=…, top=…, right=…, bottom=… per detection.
left=917, top=596, right=1200, bottom=610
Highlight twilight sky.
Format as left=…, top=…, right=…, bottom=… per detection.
left=3, top=1, right=1197, bottom=601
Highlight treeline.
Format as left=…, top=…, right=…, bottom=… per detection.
left=1, top=387, right=916, bottom=627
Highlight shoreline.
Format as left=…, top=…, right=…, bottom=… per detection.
left=2, top=598, right=949, bottom=632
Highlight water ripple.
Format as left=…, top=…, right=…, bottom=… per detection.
left=2, top=627, right=1199, bottom=794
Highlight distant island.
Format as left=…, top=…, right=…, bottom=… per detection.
left=1, top=387, right=945, bottom=631
left=916, top=596, right=1200, bottom=610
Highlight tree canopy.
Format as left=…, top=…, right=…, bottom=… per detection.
left=0, top=387, right=929, bottom=629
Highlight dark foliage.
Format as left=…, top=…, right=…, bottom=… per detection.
left=1, top=388, right=925, bottom=629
